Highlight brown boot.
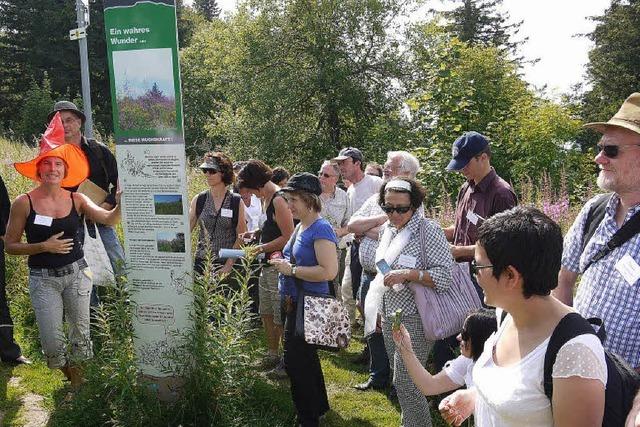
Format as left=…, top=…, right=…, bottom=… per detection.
left=66, top=365, right=85, bottom=390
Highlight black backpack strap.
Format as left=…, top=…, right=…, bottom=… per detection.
left=85, top=137, right=109, bottom=180
left=581, top=193, right=611, bottom=254
left=195, top=190, right=208, bottom=218
left=543, top=313, right=598, bottom=400
left=230, top=193, right=241, bottom=229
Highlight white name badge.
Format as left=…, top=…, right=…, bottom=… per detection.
left=34, top=214, right=53, bottom=227
left=398, top=254, right=417, bottom=269
left=466, top=210, right=480, bottom=225
left=221, top=208, right=233, bottom=218
left=615, top=254, right=640, bottom=286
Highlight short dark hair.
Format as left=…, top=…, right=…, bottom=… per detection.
left=463, top=308, right=497, bottom=361
left=477, top=206, right=563, bottom=298
left=475, top=145, right=492, bottom=159
left=378, top=177, right=426, bottom=211
left=365, top=162, right=383, bottom=177
left=236, top=159, right=273, bottom=190
left=203, top=151, right=234, bottom=185
left=285, top=189, right=322, bottom=212
left=271, top=167, right=290, bottom=185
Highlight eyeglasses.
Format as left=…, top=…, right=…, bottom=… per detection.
left=460, top=329, right=469, bottom=341
left=202, top=169, right=220, bottom=175
left=381, top=205, right=412, bottom=214
left=596, top=143, right=640, bottom=159
left=318, top=172, right=337, bottom=178
left=470, top=260, right=493, bottom=276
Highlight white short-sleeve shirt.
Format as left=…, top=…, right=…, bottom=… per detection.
left=472, top=315, right=607, bottom=427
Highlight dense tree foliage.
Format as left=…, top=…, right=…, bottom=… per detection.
left=580, top=0, right=640, bottom=130
left=181, top=0, right=413, bottom=170
left=439, top=0, right=524, bottom=58
left=194, top=0, right=221, bottom=20
left=406, top=23, right=590, bottom=204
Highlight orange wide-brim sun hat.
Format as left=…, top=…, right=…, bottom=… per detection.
left=14, top=112, right=90, bottom=188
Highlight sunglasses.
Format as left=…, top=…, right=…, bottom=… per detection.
left=202, top=169, right=220, bottom=175
left=317, top=172, right=336, bottom=178
left=381, top=205, right=412, bottom=214
left=596, top=143, right=640, bottom=159
left=470, top=259, right=493, bottom=276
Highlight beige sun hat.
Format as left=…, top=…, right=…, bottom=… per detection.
left=584, top=92, right=640, bottom=135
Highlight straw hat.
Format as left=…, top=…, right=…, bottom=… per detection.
left=584, top=92, right=640, bottom=136
left=14, top=112, right=89, bottom=187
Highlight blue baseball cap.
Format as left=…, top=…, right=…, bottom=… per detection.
left=445, top=131, right=490, bottom=171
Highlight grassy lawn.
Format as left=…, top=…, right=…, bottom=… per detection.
left=1, top=324, right=454, bottom=426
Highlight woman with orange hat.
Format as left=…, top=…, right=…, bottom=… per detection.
left=4, top=113, right=121, bottom=388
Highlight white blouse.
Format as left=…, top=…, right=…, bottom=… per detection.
left=472, top=315, right=607, bottom=427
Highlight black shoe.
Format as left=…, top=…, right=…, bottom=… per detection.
left=3, top=355, right=32, bottom=366
left=353, top=379, right=386, bottom=391
left=352, top=347, right=369, bottom=365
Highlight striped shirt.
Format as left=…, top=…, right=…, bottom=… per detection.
left=562, top=193, right=640, bottom=368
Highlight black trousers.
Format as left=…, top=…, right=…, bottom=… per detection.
left=0, top=240, right=21, bottom=362
left=349, top=241, right=363, bottom=300
left=283, top=303, right=329, bottom=427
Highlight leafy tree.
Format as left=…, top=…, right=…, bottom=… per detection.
left=181, top=0, right=413, bottom=170
left=0, top=0, right=112, bottom=135
left=580, top=0, right=640, bottom=140
left=439, top=0, right=524, bottom=58
left=194, top=0, right=221, bottom=21
left=15, top=74, right=55, bottom=142
left=407, top=22, right=588, bottom=204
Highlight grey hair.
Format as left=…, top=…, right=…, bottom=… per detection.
left=321, top=160, right=340, bottom=176
left=387, top=151, right=420, bottom=178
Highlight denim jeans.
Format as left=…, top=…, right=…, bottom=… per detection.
left=28, top=260, right=93, bottom=368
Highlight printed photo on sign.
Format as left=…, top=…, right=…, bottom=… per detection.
left=156, top=231, right=186, bottom=253
left=154, top=194, right=183, bottom=215
left=113, top=48, right=176, bottom=131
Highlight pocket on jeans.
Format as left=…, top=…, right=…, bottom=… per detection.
left=78, top=269, right=93, bottom=295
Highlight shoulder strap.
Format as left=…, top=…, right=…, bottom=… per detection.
left=231, top=193, right=241, bottom=229
left=289, top=224, right=303, bottom=290
left=543, top=313, right=598, bottom=400
left=581, top=193, right=612, bottom=254
left=195, top=190, right=208, bottom=218
left=26, top=193, right=34, bottom=213
left=584, top=197, right=640, bottom=271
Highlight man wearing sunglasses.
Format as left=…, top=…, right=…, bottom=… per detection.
left=555, top=92, right=640, bottom=371
left=436, top=131, right=517, bottom=371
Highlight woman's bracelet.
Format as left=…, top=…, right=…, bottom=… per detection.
left=291, top=265, right=297, bottom=277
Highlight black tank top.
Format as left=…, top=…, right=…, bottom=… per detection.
left=24, top=193, right=84, bottom=268
left=260, top=193, right=283, bottom=251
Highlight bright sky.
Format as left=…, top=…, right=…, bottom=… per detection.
left=187, top=0, right=611, bottom=97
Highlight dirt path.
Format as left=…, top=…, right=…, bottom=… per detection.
left=8, top=377, right=50, bottom=427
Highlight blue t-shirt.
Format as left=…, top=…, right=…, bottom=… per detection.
left=279, top=218, right=337, bottom=300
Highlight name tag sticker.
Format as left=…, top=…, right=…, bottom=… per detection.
left=615, top=254, right=640, bottom=286
left=34, top=214, right=53, bottom=227
left=398, top=254, right=417, bottom=269
left=221, top=208, right=233, bottom=218
left=466, top=210, right=480, bottom=225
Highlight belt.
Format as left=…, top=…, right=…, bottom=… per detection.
left=30, top=259, right=88, bottom=277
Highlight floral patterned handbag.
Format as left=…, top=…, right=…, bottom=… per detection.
left=288, top=225, right=351, bottom=351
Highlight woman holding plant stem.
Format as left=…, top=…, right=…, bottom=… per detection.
left=189, top=151, right=246, bottom=277
left=269, top=172, right=338, bottom=427
left=5, top=113, right=121, bottom=388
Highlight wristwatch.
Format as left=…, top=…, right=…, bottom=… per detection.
left=418, top=270, right=424, bottom=282
left=291, top=265, right=297, bottom=277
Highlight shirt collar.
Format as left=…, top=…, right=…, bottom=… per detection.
left=470, top=168, right=497, bottom=193
left=605, top=193, right=640, bottom=220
